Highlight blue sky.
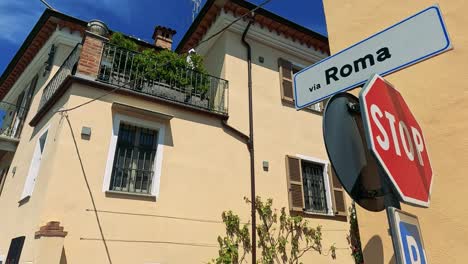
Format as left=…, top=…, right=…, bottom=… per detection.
left=0, top=0, right=327, bottom=74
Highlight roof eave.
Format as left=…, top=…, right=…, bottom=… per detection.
left=175, top=0, right=328, bottom=54
left=0, top=9, right=87, bottom=88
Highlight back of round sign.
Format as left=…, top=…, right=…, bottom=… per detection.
left=323, top=93, right=385, bottom=212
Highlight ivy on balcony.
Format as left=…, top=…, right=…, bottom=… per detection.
left=109, top=32, right=210, bottom=95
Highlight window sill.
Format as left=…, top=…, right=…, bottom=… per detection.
left=303, top=210, right=334, bottom=217
left=105, top=190, right=156, bottom=201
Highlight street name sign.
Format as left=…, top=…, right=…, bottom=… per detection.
left=388, top=207, right=427, bottom=264
left=359, top=74, right=433, bottom=207
left=294, top=5, right=452, bottom=109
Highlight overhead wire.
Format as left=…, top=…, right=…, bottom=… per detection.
left=58, top=0, right=272, bottom=113
left=53, top=2, right=274, bottom=262
left=56, top=61, right=172, bottom=113
left=61, top=112, right=113, bottom=264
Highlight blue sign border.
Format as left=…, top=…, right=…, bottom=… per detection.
left=293, top=5, right=451, bottom=109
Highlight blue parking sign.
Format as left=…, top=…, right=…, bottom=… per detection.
left=388, top=208, right=428, bottom=264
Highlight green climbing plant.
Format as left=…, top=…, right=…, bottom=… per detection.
left=109, top=32, right=139, bottom=51
left=108, top=32, right=211, bottom=96
left=210, top=196, right=336, bottom=264
left=347, top=202, right=364, bottom=264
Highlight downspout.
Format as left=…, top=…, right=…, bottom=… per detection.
left=242, top=16, right=256, bottom=263
left=219, top=14, right=257, bottom=262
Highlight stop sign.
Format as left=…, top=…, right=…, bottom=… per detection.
left=359, top=74, right=433, bottom=207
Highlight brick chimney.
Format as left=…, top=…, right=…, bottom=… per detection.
left=152, top=26, right=176, bottom=50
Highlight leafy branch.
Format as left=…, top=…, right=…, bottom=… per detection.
left=210, top=197, right=337, bottom=264
left=109, top=32, right=211, bottom=95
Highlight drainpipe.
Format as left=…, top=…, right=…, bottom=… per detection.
left=219, top=14, right=257, bottom=262
left=242, top=16, right=256, bottom=263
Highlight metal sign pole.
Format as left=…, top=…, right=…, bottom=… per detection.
left=379, top=166, right=403, bottom=264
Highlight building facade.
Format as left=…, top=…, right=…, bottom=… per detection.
left=322, top=0, right=468, bottom=263
left=0, top=1, right=354, bottom=263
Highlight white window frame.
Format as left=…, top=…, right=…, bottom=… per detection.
left=102, top=114, right=165, bottom=198
left=20, top=125, right=50, bottom=201
left=296, top=154, right=334, bottom=216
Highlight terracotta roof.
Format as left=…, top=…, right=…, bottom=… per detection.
left=176, top=0, right=329, bottom=54
left=0, top=9, right=87, bottom=100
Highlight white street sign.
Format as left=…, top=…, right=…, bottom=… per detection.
left=294, top=5, right=452, bottom=109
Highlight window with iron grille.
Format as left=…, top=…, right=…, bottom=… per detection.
left=109, top=123, right=158, bottom=194
left=301, top=160, right=328, bottom=214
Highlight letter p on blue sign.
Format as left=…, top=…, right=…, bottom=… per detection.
left=400, top=222, right=427, bottom=264
left=388, top=208, right=428, bottom=264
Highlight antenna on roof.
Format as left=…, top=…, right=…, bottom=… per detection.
left=40, top=0, right=57, bottom=11
left=191, top=0, right=202, bottom=22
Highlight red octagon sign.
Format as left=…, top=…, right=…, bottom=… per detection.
left=360, top=74, right=433, bottom=207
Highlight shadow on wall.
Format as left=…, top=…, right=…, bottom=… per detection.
left=60, top=247, right=67, bottom=264
left=363, top=235, right=395, bottom=264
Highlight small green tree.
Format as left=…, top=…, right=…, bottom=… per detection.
left=210, top=197, right=336, bottom=264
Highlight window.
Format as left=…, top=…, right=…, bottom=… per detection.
left=285, top=155, right=347, bottom=216
left=20, top=128, right=48, bottom=201
left=109, top=123, right=158, bottom=194
left=278, top=58, right=325, bottom=112
left=5, top=236, right=25, bottom=264
left=103, top=114, right=165, bottom=197
left=302, top=160, right=328, bottom=213
left=10, top=75, right=38, bottom=138
left=0, top=167, right=10, bottom=197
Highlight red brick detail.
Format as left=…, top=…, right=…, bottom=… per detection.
left=77, top=33, right=105, bottom=77
left=35, top=221, right=68, bottom=238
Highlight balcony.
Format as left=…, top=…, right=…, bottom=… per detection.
left=97, top=43, right=228, bottom=115
left=38, top=43, right=82, bottom=111
left=0, top=102, right=26, bottom=152
left=35, top=42, right=228, bottom=126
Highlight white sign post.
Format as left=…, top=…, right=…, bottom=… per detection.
left=294, top=5, right=452, bottom=109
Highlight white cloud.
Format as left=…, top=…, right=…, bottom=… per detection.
left=0, top=0, right=133, bottom=44
left=0, top=1, right=43, bottom=44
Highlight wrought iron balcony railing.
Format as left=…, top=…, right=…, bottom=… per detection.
left=97, top=43, right=229, bottom=115
left=0, top=101, right=26, bottom=139
left=38, top=43, right=82, bottom=111
left=36, top=42, right=228, bottom=118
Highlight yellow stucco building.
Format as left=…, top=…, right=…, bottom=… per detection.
left=322, top=0, right=468, bottom=263
left=0, top=1, right=354, bottom=263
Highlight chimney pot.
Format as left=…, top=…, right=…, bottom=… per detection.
left=152, top=26, right=177, bottom=50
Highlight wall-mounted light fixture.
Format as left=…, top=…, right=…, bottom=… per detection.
left=43, top=44, right=56, bottom=76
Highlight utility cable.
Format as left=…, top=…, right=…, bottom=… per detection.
left=196, top=0, right=272, bottom=47
left=39, top=0, right=57, bottom=10
left=61, top=112, right=113, bottom=264
left=57, top=0, right=272, bottom=113
left=56, top=61, right=172, bottom=113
